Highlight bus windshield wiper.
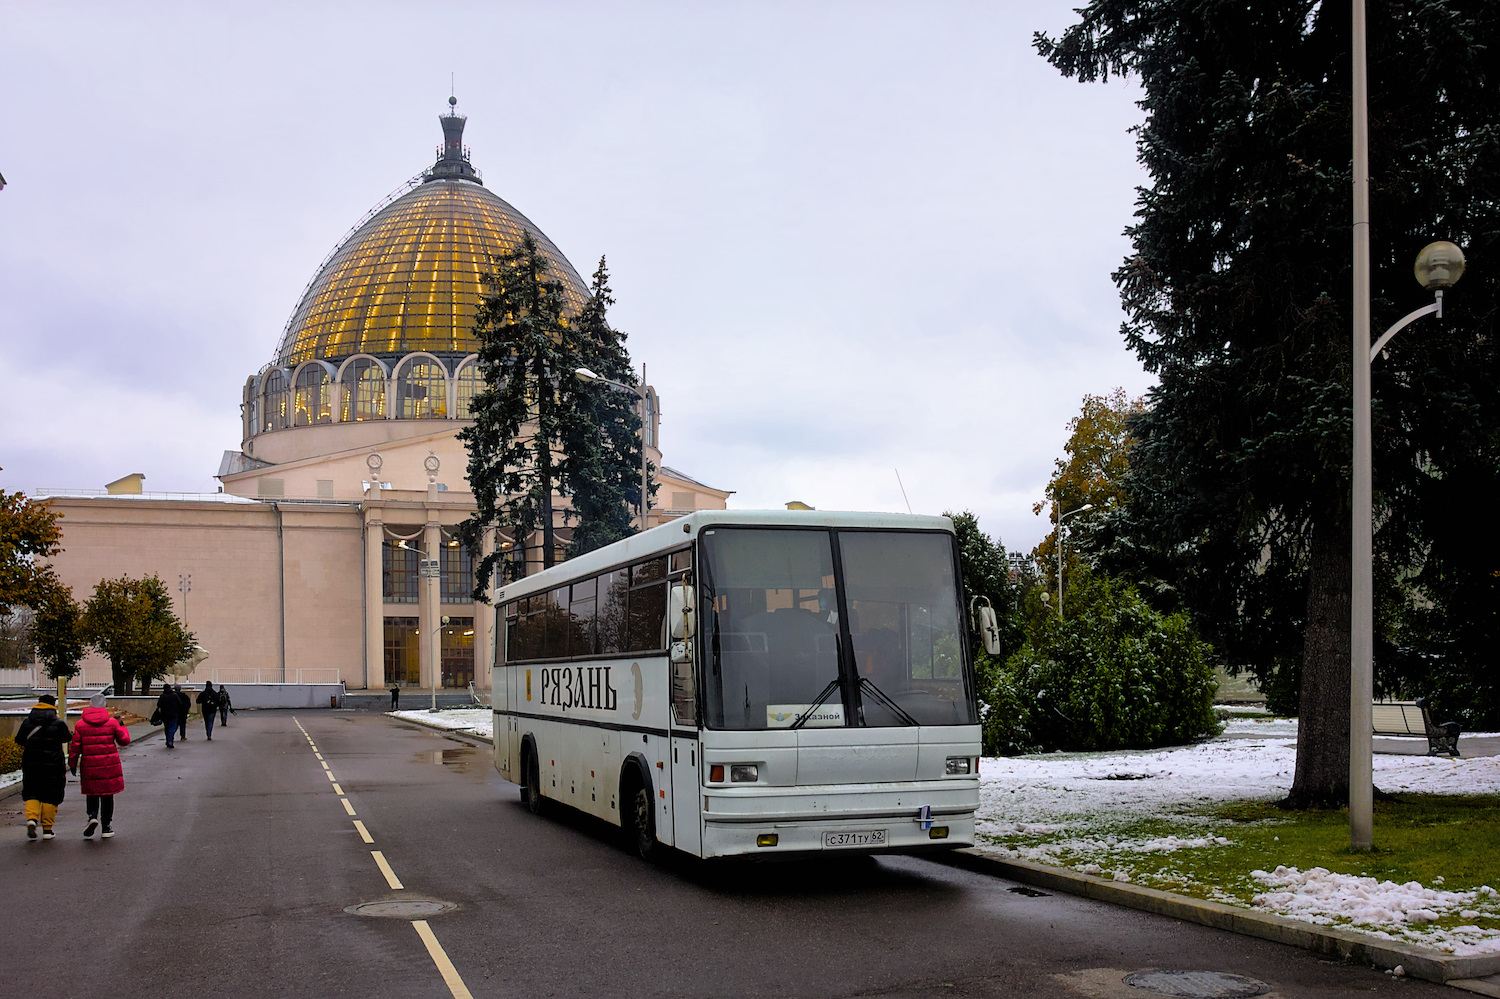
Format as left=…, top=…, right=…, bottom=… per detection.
left=858, top=677, right=920, bottom=726
left=790, top=677, right=843, bottom=730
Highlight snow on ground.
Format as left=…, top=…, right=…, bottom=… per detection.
left=977, top=718, right=1500, bottom=953
left=389, top=708, right=493, bottom=739
left=0, top=771, right=20, bottom=791
left=1250, top=868, right=1500, bottom=956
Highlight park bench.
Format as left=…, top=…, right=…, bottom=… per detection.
left=1372, top=698, right=1461, bottom=757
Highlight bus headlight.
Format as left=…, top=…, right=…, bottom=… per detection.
left=945, top=757, right=972, bottom=775
left=730, top=764, right=759, bottom=782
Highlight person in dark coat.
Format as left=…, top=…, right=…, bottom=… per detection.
left=16, top=694, right=71, bottom=840
left=197, top=682, right=219, bottom=740
left=218, top=686, right=234, bottom=726
left=68, top=691, right=129, bottom=838
left=175, top=685, right=191, bottom=740
left=157, top=683, right=181, bottom=748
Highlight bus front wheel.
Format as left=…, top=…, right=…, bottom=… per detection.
left=624, top=778, right=657, bottom=861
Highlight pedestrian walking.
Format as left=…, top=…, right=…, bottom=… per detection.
left=156, top=683, right=180, bottom=748
left=68, top=691, right=129, bottom=839
left=197, top=682, right=219, bottom=740
left=16, top=693, right=71, bottom=840
left=175, top=684, right=191, bottom=740
left=390, top=683, right=400, bottom=710
left=218, top=686, right=234, bottom=727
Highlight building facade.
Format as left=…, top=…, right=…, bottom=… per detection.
left=41, top=103, right=731, bottom=691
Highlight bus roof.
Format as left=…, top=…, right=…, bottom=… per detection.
left=491, top=509, right=955, bottom=605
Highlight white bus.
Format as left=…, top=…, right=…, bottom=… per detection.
left=491, top=510, right=981, bottom=860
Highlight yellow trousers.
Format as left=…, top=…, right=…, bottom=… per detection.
left=24, top=800, right=59, bottom=829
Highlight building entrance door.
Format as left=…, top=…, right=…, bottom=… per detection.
left=440, top=617, right=474, bottom=688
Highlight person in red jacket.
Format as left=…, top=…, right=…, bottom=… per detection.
left=68, top=691, right=130, bottom=839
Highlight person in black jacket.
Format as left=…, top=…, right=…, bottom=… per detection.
left=157, top=683, right=181, bottom=748
left=217, top=686, right=234, bottom=727
left=175, top=685, right=191, bottom=740
left=197, top=682, right=219, bottom=740
left=16, top=694, right=71, bottom=840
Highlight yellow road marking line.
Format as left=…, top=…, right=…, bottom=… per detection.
left=321, top=761, right=330, bottom=770
left=331, top=783, right=343, bottom=794
left=412, top=920, right=475, bottom=999
left=371, top=851, right=403, bottom=890
left=315, top=753, right=323, bottom=760
left=353, top=820, right=374, bottom=844
left=340, top=798, right=355, bottom=815
left=325, top=770, right=337, bottom=782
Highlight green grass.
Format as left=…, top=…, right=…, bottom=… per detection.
left=979, top=794, right=1500, bottom=949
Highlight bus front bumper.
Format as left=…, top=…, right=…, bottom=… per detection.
left=700, top=780, right=978, bottom=859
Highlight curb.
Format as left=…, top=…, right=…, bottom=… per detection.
left=937, top=849, right=1500, bottom=986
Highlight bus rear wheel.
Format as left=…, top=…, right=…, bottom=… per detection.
left=523, top=749, right=544, bottom=815
left=624, top=778, right=657, bottom=861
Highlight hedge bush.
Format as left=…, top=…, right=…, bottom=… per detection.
left=0, top=737, right=21, bottom=775
left=996, top=569, right=1221, bottom=753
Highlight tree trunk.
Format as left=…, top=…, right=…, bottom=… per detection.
left=1281, top=511, right=1351, bottom=809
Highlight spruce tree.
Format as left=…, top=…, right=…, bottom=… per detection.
left=1038, top=2, right=1500, bottom=806
left=459, top=231, right=582, bottom=590
left=563, top=257, right=652, bottom=556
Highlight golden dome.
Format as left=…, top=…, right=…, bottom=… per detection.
left=274, top=116, right=588, bottom=366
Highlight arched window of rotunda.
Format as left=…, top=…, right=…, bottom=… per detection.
left=338, top=355, right=389, bottom=422
left=394, top=353, right=449, bottom=420
left=292, top=361, right=336, bottom=427
left=262, top=369, right=292, bottom=432
left=453, top=355, right=482, bottom=419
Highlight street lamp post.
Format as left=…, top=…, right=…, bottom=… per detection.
left=575, top=365, right=650, bottom=532
left=1055, top=503, right=1093, bottom=620
left=1349, top=239, right=1466, bottom=851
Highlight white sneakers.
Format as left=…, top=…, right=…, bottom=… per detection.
left=26, top=819, right=38, bottom=840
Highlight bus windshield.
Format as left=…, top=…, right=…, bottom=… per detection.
left=699, top=527, right=975, bottom=730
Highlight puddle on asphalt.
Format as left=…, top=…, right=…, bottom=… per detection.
left=413, top=746, right=477, bottom=771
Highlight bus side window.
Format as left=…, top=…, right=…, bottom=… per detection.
left=627, top=560, right=668, bottom=653
left=503, top=602, right=519, bottom=664
left=514, top=596, right=536, bottom=661
left=545, top=586, right=570, bottom=659
left=569, top=578, right=597, bottom=657
left=599, top=569, right=627, bottom=654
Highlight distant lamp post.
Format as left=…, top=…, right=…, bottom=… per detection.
left=1055, top=503, right=1093, bottom=620
left=575, top=365, right=651, bottom=532
left=1349, top=240, right=1465, bottom=851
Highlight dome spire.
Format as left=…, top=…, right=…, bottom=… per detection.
left=425, top=94, right=482, bottom=185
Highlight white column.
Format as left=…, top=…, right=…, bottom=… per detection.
left=365, top=511, right=384, bottom=692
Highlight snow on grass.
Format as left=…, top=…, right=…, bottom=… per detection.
left=0, top=771, right=20, bottom=792
left=390, top=708, right=492, bottom=740
left=1250, top=868, right=1500, bottom=955
left=977, top=722, right=1500, bottom=954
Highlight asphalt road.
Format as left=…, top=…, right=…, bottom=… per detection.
left=2, top=711, right=1449, bottom=998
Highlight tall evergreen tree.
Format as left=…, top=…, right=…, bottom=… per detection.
left=563, top=257, right=652, bottom=557
left=1038, top=2, right=1500, bottom=806
left=460, top=231, right=581, bottom=591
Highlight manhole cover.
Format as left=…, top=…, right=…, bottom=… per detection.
left=346, top=899, right=457, bottom=918
left=1008, top=886, right=1051, bottom=897
left=1123, top=971, right=1269, bottom=998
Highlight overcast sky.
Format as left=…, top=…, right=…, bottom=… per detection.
left=0, top=1, right=1152, bottom=554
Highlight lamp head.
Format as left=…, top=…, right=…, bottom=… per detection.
left=1415, top=241, right=1465, bottom=290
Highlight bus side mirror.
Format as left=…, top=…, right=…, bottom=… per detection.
left=669, top=583, right=696, bottom=640
left=969, top=596, right=1002, bottom=657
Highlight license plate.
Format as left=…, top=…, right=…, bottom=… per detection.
left=823, top=829, right=887, bottom=849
